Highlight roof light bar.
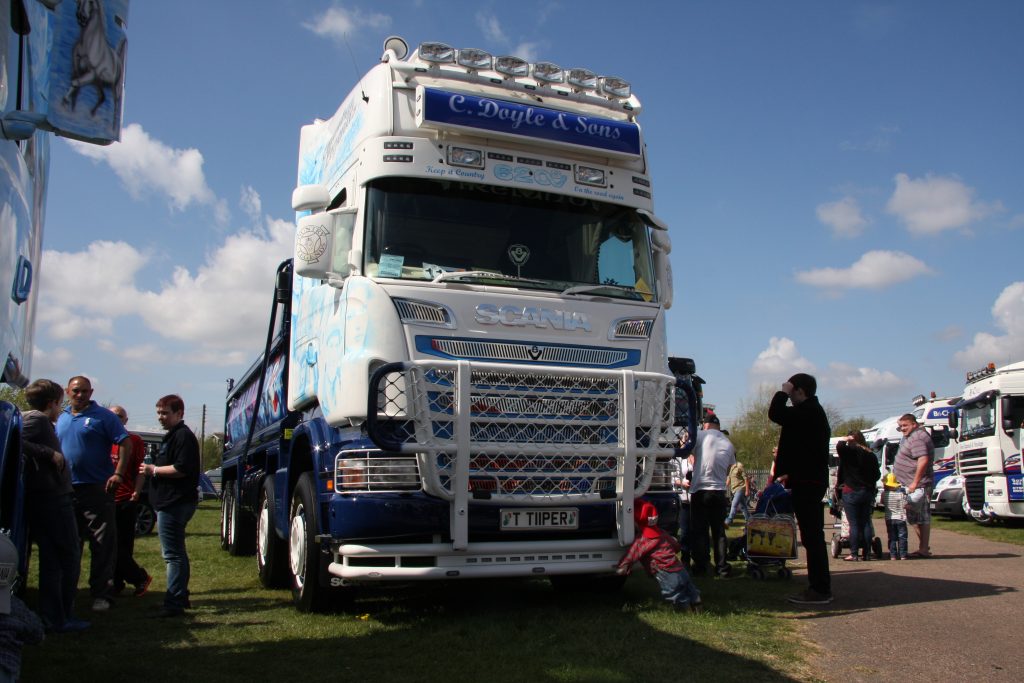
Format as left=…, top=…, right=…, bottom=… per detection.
left=495, top=55, right=529, bottom=77
left=567, top=68, right=598, bottom=90
left=966, top=362, right=997, bottom=382
left=419, top=42, right=455, bottom=63
left=598, top=76, right=631, bottom=98
left=457, top=48, right=492, bottom=70
left=533, top=62, right=564, bottom=83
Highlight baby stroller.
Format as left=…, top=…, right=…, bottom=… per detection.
left=738, top=483, right=797, bottom=580
left=829, top=494, right=884, bottom=560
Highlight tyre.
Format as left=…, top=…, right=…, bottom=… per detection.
left=779, top=567, right=793, bottom=580
left=830, top=536, right=841, bottom=559
left=135, top=502, right=156, bottom=536
left=225, top=480, right=256, bottom=556
left=219, top=484, right=233, bottom=550
left=748, top=567, right=764, bottom=580
left=257, top=477, right=289, bottom=588
left=289, top=472, right=348, bottom=612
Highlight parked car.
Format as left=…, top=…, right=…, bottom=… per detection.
left=931, top=475, right=966, bottom=518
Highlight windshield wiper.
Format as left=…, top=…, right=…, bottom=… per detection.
left=561, top=283, right=641, bottom=298
left=432, top=271, right=553, bottom=288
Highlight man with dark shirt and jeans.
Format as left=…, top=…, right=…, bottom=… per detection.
left=769, top=373, right=833, bottom=605
left=140, top=394, right=199, bottom=617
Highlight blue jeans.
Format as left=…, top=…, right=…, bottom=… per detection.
left=27, top=492, right=82, bottom=628
left=655, top=568, right=701, bottom=607
left=725, top=489, right=749, bottom=524
left=841, top=488, right=875, bottom=559
left=157, top=501, right=196, bottom=610
left=886, top=520, right=908, bottom=559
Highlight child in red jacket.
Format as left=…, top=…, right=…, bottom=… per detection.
left=617, top=500, right=702, bottom=612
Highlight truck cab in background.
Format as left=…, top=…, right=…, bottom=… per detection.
left=950, top=362, right=1024, bottom=523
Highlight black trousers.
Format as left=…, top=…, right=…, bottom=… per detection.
left=113, top=501, right=147, bottom=589
left=790, top=483, right=831, bottom=595
left=690, top=490, right=729, bottom=575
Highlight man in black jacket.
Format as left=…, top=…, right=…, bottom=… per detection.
left=769, top=373, right=832, bottom=605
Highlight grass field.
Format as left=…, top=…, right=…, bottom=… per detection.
left=930, top=513, right=1024, bottom=546
left=21, top=503, right=818, bottom=683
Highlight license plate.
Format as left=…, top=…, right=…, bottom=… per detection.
left=500, top=508, right=579, bottom=530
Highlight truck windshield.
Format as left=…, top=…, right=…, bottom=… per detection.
left=363, top=178, right=657, bottom=301
left=961, top=398, right=996, bottom=439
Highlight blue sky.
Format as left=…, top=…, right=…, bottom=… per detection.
left=33, top=0, right=1024, bottom=435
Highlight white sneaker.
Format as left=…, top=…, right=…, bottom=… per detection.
left=92, top=598, right=112, bottom=612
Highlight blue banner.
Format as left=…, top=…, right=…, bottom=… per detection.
left=421, top=88, right=640, bottom=157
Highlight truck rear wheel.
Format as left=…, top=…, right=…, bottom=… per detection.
left=257, top=477, right=289, bottom=588
left=224, top=480, right=255, bottom=556
left=289, top=472, right=348, bottom=612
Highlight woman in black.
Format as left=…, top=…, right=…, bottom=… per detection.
left=836, top=430, right=879, bottom=561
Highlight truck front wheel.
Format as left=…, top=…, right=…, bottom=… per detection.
left=223, top=480, right=255, bottom=556
left=289, top=472, right=348, bottom=612
left=257, top=477, right=289, bottom=588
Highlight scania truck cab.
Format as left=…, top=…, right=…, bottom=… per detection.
left=221, top=38, right=689, bottom=612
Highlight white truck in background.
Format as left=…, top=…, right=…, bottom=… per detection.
left=949, top=362, right=1024, bottom=523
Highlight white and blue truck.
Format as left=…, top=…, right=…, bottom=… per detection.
left=220, top=37, right=695, bottom=612
left=949, top=362, right=1024, bottom=524
left=1, top=0, right=128, bottom=567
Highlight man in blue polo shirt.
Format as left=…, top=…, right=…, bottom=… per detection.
left=56, top=376, right=133, bottom=612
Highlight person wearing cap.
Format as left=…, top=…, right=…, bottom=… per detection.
left=690, top=412, right=736, bottom=578
left=55, top=376, right=133, bottom=612
left=20, top=379, right=88, bottom=633
left=0, top=534, right=45, bottom=682
left=769, top=373, right=832, bottom=605
left=616, top=500, right=702, bottom=612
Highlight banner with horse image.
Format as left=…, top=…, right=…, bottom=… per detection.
left=47, top=0, right=130, bottom=144
left=745, top=514, right=798, bottom=559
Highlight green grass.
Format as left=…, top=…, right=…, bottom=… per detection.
left=23, top=504, right=818, bottom=683
left=930, top=514, right=1024, bottom=546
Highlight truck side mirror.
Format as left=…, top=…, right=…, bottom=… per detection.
left=947, top=412, right=958, bottom=429
left=292, top=184, right=331, bottom=212
left=293, top=209, right=357, bottom=280
left=650, top=227, right=672, bottom=310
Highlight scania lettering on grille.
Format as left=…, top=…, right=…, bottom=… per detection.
left=474, top=303, right=592, bottom=332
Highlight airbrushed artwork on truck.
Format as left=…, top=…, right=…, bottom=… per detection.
left=48, top=0, right=130, bottom=144
left=289, top=276, right=376, bottom=417
left=226, top=351, right=287, bottom=445
left=297, top=92, right=364, bottom=191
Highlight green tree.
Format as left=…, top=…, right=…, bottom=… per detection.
left=728, top=385, right=780, bottom=470
left=0, top=385, right=29, bottom=411
left=201, top=435, right=222, bottom=473
left=832, top=416, right=874, bottom=437
left=726, top=387, right=864, bottom=469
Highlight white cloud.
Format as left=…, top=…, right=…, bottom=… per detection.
left=240, top=185, right=262, bottom=222
left=886, top=172, right=1001, bottom=235
left=134, top=218, right=295, bottom=354
left=477, top=12, right=507, bottom=44
left=825, top=362, right=908, bottom=392
left=38, top=215, right=294, bottom=366
left=511, top=42, right=540, bottom=63
left=750, top=337, right=816, bottom=384
left=953, top=282, right=1024, bottom=368
left=67, top=124, right=224, bottom=219
left=795, top=250, right=932, bottom=292
left=31, top=345, right=74, bottom=379
left=816, top=196, right=869, bottom=238
left=303, top=5, right=391, bottom=40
